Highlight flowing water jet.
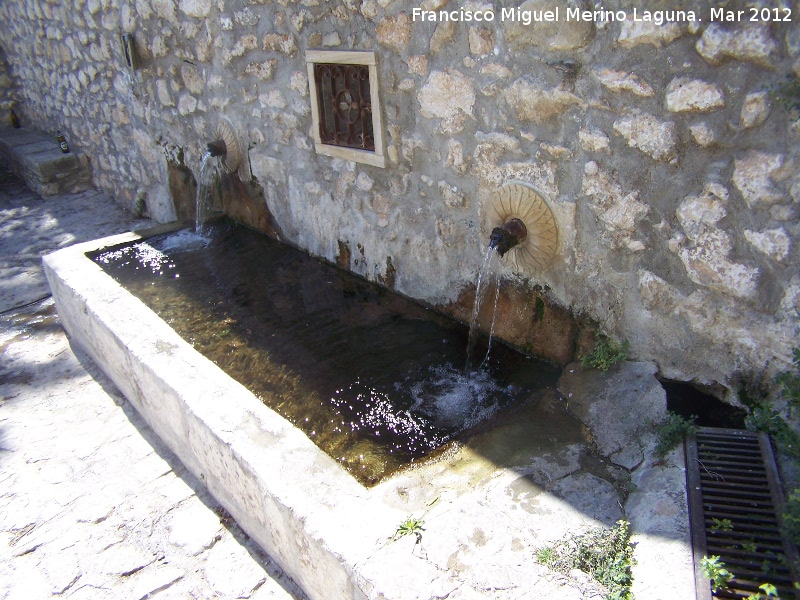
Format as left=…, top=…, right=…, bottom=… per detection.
left=465, top=219, right=527, bottom=378
left=466, top=183, right=560, bottom=378
left=195, top=117, right=245, bottom=235
left=465, top=246, right=500, bottom=378
left=194, top=148, right=221, bottom=234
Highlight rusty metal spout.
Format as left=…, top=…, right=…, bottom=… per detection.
left=489, top=218, right=527, bottom=257
left=207, top=139, right=227, bottom=157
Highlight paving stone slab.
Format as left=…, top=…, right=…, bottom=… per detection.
left=0, top=176, right=151, bottom=311
left=626, top=439, right=695, bottom=600
left=0, top=179, right=305, bottom=600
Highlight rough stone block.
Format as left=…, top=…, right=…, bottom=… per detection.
left=558, top=361, right=667, bottom=462
left=504, top=0, right=595, bottom=50
left=613, top=113, right=677, bottom=162
left=23, top=149, right=82, bottom=179
left=696, top=23, right=777, bottom=67
left=504, top=80, right=584, bottom=124
left=0, top=127, right=91, bottom=196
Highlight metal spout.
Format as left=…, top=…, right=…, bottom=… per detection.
left=489, top=218, right=527, bottom=257
left=207, top=139, right=227, bottom=157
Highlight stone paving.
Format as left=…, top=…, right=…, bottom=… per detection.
left=0, top=172, right=151, bottom=314
left=0, top=172, right=305, bottom=600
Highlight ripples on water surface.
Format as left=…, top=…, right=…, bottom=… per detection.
left=91, top=222, right=560, bottom=485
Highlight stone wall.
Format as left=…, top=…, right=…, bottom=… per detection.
left=1, top=0, right=798, bottom=397
left=0, top=45, right=18, bottom=121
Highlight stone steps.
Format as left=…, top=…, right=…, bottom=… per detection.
left=0, top=126, right=91, bottom=196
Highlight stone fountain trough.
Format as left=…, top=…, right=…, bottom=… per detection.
left=43, top=224, right=695, bottom=600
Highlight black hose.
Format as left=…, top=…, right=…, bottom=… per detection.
left=0, top=293, right=53, bottom=315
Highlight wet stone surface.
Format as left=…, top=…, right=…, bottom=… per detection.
left=366, top=388, right=683, bottom=598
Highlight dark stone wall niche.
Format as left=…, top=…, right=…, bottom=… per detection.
left=167, top=163, right=197, bottom=223
left=218, top=174, right=283, bottom=241
left=167, top=161, right=282, bottom=241
left=443, top=279, right=596, bottom=367
left=660, top=379, right=747, bottom=428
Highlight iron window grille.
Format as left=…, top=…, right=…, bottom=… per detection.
left=306, top=51, right=386, bottom=168
left=314, top=63, right=374, bottom=152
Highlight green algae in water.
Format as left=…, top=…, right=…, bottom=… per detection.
left=91, top=222, right=560, bottom=485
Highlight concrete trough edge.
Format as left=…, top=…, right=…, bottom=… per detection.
left=41, top=232, right=434, bottom=600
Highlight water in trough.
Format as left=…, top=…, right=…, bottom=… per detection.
left=91, top=221, right=560, bottom=485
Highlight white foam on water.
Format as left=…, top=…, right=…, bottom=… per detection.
left=156, top=229, right=211, bottom=253
left=407, top=364, right=506, bottom=429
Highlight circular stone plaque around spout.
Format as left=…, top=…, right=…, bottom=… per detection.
left=215, top=118, right=242, bottom=175
left=484, top=182, right=559, bottom=274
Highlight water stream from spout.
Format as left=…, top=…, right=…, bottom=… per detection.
left=465, top=245, right=502, bottom=378
left=195, top=149, right=221, bottom=235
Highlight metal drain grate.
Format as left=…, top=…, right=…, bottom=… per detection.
left=686, top=427, right=800, bottom=599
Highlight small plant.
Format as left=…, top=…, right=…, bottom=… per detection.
left=746, top=583, right=779, bottom=599
left=782, top=487, right=800, bottom=546
left=134, top=193, right=146, bottom=218
left=535, top=546, right=553, bottom=564
left=741, top=540, right=758, bottom=553
left=535, top=520, right=635, bottom=599
left=534, top=297, right=545, bottom=322
left=777, top=347, right=800, bottom=417
left=392, top=517, right=425, bottom=543
left=710, top=518, right=733, bottom=533
left=579, top=336, right=630, bottom=372
left=768, top=74, right=800, bottom=121
left=654, top=412, right=697, bottom=459
left=701, top=555, right=734, bottom=592
left=745, top=404, right=800, bottom=460
left=741, top=381, right=800, bottom=460
left=702, top=555, right=783, bottom=599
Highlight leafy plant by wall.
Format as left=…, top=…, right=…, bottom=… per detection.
left=579, top=336, right=630, bottom=372
left=777, top=347, right=800, bottom=417
left=654, top=412, right=697, bottom=459
left=768, top=75, right=800, bottom=121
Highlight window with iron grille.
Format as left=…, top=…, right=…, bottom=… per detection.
left=306, top=51, right=386, bottom=168
left=314, top=63, right=374, bottom=152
